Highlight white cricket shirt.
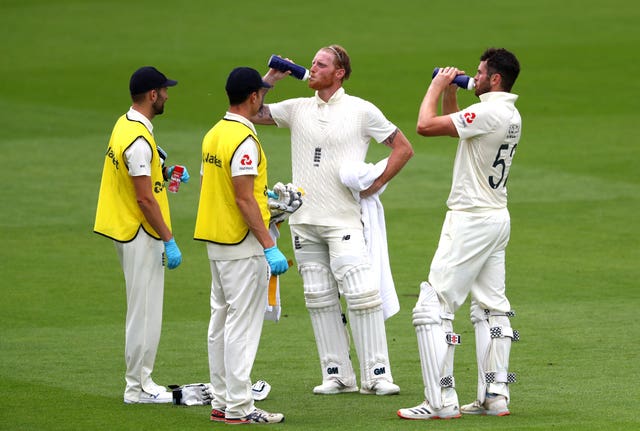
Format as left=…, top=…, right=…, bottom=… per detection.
left=124, top=107, right=154, bottom=177
left=448, top=92, right=521, bottom=211
left=269, top=88, right=396, bottom=227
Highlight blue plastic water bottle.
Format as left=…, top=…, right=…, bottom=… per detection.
left=268, top=55, right=310, bottom=81
left=432, top=68, right=475, bottom=90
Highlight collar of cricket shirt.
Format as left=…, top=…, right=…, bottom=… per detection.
left=314, top=87, right=345, bottom=106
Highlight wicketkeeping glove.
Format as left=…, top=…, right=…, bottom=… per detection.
left=163, top=237, right=182, bottom=269
left=268, top=182, right=303, bottom=225
left=167, top=165, right=190, bottom=183
left=264, top=246, right=288, bottom=275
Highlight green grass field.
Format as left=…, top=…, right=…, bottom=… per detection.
left=1, top=0, right=639, bottom=430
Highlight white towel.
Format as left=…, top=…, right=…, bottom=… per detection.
left=339, top=158, right=399, bottom=320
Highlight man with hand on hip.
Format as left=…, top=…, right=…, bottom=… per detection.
left=252, top=45, right=414, bottom=396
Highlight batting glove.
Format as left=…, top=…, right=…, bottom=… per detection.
left=163, top=237, right=182, bottom=269
left=167, top=165, right=190, bottom=183
left=264, top=246, right=288, bottom=275
left=268, top=182, right=303, bottom=225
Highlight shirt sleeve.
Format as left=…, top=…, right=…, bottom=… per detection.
left=364, top=100, right=397, bottom=143
left=124, top=137, right=153, bottom=176
left=450, top=102, right=498, bottom=140
left=268, top=99, right=298, bottom=128
left=230, top=137, right=260, bottom=177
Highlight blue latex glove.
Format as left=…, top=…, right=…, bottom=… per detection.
left=163, top=238, right=182, bottom=269
left=264, top=246, right=288, bottom=275
left=167, top=165, right=190, bottom=183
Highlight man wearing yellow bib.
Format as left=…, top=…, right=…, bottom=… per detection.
left=194, top=67, right=288, bottom=425
left=94, top=66, right=188, bottom=404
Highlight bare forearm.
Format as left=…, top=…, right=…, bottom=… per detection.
left=138, top=198, right=172, bottom=241
left=442, top=87, right=460, bottom=115
left=416, top=86, right=458, bottom=137
left=381, top=130, right=413, bottom=182
left=251, top=104, right=276, bottom=125
left=416, top=86, right=442, bottom=135
left=360, top=129, right=414, bottom=198
left=133, top=176, right=172, bottom=241
left=249, top=69, right=288, bottom=125
left=233, top=175, right=274, bottom=249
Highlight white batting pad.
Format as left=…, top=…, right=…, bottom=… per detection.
left=342, top=265, right=393, bottom=386
left=413, top=282, right=459, bottom=409
left=301, top=264, right=356, bottom=386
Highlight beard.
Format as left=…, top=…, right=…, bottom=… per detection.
left=474, top=79, right=491, bottom=97
left=308, top=75, right=332, bottom=91
left=153, top=99, right=165, bottom=115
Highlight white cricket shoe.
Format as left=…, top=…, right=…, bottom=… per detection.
left=461, top=394, right=510, bottom=416
left=397, top=401, right=461, bottom=420
left=313, top=380, right=358, bottom=395
left=360, top=380, right=400, bottom=396
left=124, top=390, right=173, bottom=404
left=145, top=381, right=168, bottom=394
left=225, top=408, right=284, bottom=424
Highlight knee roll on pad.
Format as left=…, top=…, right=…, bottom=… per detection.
left=470, top=302, right=487, bottom=324
left=341, top=264, right=382, bottom=310
left=305, top=288, right=340, bottom=309
left=412, top=281, right=454, bottom=326
left=300, top=264, right=338, bottom=308
left=344, top=289, right=382, bottom=311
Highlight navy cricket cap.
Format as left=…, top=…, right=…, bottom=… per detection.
left=129, top=66, right=178, bottom=95
left=225, top=67, right=271, bottom=102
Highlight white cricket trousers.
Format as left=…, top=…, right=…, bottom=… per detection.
left=114, top=229, right=165, bottom=401
left=429, top=208, right=511, bottom=315
left=208, top=256, right=268, bottom=418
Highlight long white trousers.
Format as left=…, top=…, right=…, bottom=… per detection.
left=208, top=256, right=268, bottom=418
left=114, top=229, right=165, bottom=401
left=429, top=209, right=512, bottom=315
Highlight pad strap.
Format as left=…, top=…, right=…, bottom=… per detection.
left=485, top=309, right=516, bottom=318
left=446, top=333, right=462, bottom=345
left=485, top=372, right=517, bottom=384
left=439, top=375, right=455, bottom=388
left=490, top=326, right=520, bottom=341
